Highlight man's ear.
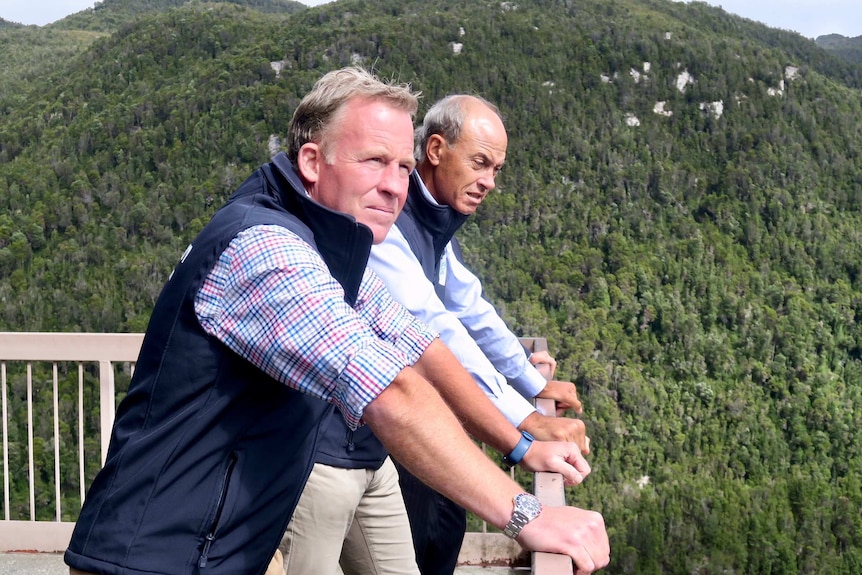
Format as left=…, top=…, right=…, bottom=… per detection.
left=425, top=134, right=447, bottom=167
left=297, top=143, right=322, bottom=184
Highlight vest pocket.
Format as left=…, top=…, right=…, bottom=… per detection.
left=198, top=452, right=239, bottom=568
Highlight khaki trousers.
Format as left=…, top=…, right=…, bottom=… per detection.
left=279, top=457, right=419, bottom=575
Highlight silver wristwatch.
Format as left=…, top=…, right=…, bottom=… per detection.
left=503, top=493, right=543, bottom=539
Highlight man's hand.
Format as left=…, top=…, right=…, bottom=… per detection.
left=518, top=506, right=610, bottom=574
left=529, top=350, right=557, bottom=378
left=536, top=380, right=583, bottom=415
left=517, top=440, right=591, bottom=486
left=519, top=412, right=590, bottom=454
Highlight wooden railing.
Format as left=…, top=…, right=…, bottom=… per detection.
left=0, top=332, right=571, bottom=574
left=0, top=332, right=142, bottom=553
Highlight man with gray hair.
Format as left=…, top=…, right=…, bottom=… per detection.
left=65, top=68, right=608, bottom=575
left=368, top=94, right=590, bottom=575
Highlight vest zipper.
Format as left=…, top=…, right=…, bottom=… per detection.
left=346, top=428, right=356, bottom=452
left=199, top=452, right=239, bottom=568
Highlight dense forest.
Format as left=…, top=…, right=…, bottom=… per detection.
left=2, top=0, right=862, bottom=573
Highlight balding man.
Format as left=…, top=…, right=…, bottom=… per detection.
left=368, top=94, right=590, bottom=575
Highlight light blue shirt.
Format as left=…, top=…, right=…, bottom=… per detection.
left=368, top=180, right=548, bottom=426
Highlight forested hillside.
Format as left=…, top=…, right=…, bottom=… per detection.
left=51, top=0, right=306, bottom=33
left=817, top=33, right=862, bottom=65
left=2, top=0, right=862, bottom=572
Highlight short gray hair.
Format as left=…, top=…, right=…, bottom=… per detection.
left=287, top=67, right=420, bottom=163
left=414, top=94, right=502, bottom=163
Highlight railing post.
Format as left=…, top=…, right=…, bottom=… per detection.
left=98, top=361, right=116, bottom=467
left=532, top=397, right=575, bottom=575
left=1, top=363, right=7, bottom=522
left=78, top=364, right=86, bottom=507
left=523, top=337, right=575, bottom=575
left=26, top=365, right=35, bottom=522
left=53, top=364, right=61, bottom=522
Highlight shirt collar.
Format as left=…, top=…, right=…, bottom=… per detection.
left=415, top=171, right=441, bottom=207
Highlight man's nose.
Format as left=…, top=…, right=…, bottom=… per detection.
left=381, top=163, right=409, bottom=197
left=478, top=170, right=497, bottom=192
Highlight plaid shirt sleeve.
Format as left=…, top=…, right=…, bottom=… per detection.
left=194, top=224, right=437, bottom=429
left=354, top=266, right=438, bottom=365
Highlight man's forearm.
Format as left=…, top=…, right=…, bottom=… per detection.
left=409, top=339, right=523, bottom=455
left=363, top=365, right=522, bottom=529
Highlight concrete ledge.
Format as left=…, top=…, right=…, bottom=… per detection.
left=0, top=521, right=73, bottom=553
left=458, top=532, right=527, bottom=567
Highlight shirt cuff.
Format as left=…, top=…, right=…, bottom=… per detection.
left=334, top=339, right=412, bottom=430
left=489, top=388, right=537, bottom=427
left=509, top=365, right=548, bottom=400
left=391, top=316, right=438, bottom=365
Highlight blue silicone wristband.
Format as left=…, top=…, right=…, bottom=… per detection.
left=503, top=431, right=535, bottom=467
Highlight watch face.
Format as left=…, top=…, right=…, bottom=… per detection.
left=515, top=493, right=542, bottom=520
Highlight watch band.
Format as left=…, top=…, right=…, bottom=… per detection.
left=503, top=492, right=543, bottom=539
left=502, top=430, right=534, bottom=468
left=503, top=510, right=530, bottom=538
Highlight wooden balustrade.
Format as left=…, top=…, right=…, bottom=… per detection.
left=0, top=333, right=573, bottom=574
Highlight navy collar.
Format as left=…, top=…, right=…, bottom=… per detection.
left=267, top=152, right=373, bottom=306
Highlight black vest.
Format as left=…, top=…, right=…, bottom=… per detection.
left=66, top=153, right=374, bottom=575
left=397, top=172, right=533, bottom=361
left=396, top=171, right=470, bottom=295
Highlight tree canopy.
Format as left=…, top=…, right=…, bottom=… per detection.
left=2, top=0, right=862, bottom=572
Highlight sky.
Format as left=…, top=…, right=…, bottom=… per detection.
left=0, top=0, right=859, bottom=39
left=676, top=0, right=860, bottom=39
left=0, top=0, right=333, bottom=26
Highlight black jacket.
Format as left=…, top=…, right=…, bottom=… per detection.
left=65, top=153, right=374, bottom=575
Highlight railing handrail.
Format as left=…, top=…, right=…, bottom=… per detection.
left=0, top=332, right=144, bottom=362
